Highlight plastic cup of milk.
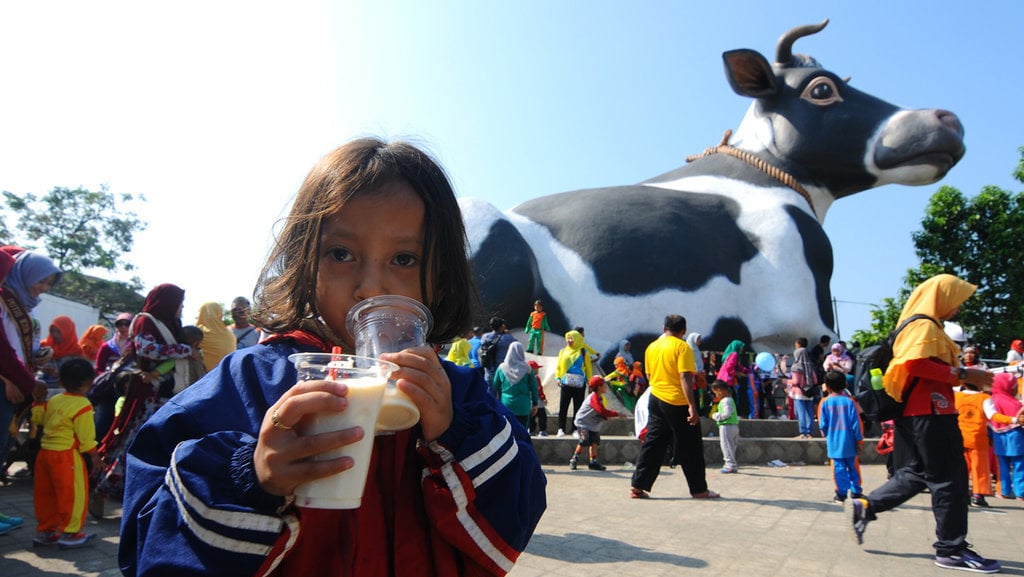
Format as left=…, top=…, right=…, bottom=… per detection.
left=287, top=353, right=397, bottom=509
left=346, top=295, right=432, bottom=433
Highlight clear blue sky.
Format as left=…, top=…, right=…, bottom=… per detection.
left=1, top=1, right=1020, bottom=342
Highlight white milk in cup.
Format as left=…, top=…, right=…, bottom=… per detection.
left=345, top=295, right=431, bottom=433
left=287, top=353, right=397, bottom=509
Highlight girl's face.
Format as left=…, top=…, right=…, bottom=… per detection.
left=316, top=181, right=427, bottom=349
left=49, top=326, right=63, bottom=343
left=30, top=273, right=59, bottom=298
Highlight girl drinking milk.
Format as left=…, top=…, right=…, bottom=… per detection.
left=120, top=138, right=547, bottom=576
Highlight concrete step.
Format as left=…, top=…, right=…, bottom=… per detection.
left=538, top=414, right=820, bottom=438
left=529, top=434, right=885, bottom=467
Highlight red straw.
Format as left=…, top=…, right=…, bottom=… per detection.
left=330, top=346, right=342, bottom=380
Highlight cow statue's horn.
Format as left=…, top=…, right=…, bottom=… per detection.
left=775, top=19, right=829, bottom=65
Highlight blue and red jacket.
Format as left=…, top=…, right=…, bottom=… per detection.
left=119, top=331, right=546, bottom=576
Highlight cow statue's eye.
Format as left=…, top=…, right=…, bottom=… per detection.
left=800, top=77, right=843, bottom=106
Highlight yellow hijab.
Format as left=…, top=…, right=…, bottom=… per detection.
left=196, top=302, right=236, bottom=371
left=884, top=274, right=975, bottom=397
left=446, top=337, right=472, bottom=367
left=556, top=330, right=593, bottom=380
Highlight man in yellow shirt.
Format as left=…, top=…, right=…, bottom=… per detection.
left=630, top=315, right=719, bottom=499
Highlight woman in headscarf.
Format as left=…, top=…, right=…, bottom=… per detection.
left=94, top=284, right=192, bottom=514
left=629, top=360, right=648, bottom=398
left=195, top=301, right=235, bottom=371
left=823, top=342, right=854, bottom=375
left=984, top=373, right=1024, bottom=499
left=493, top=341, right=538, bottom=427
left=616, top=339, right=635, bottom=367
left=37, top=315, right=86, bottom=385
left=41, top=315, right=85, bottom=360
left=445, top=334, right=473, bottom=367
left=555, top=329, right=593, bottom=437
left=95, top=313, right=133, bottom=373
left=789, top=338, right=817, bottom=438
left=0, top=249, right=60, bottom=531
left=79, top=324, right=108, bottom=366
left=849, top=274, right=1000, bottom=572
left=605, top=356, right=636, bottom=412
left=717, top=339, right=750, bottom=416
left=1005, top=339, right=1024, bottom=364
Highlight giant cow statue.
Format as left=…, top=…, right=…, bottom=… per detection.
left=460, top=20, right=964, bottom=356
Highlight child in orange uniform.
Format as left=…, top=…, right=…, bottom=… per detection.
left=525, top=300, right=550, bottom=355
left=31, top=357, right=101, bottom=548
left=954, top=381, right=993, bottom=507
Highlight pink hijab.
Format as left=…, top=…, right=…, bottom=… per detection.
left=991, top=373, right=1022, bottom=418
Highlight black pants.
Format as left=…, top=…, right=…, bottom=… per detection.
left=558, top=386, right=586, bottom=433
left=631, top=395, right=708, bottom=495
left=866, top=413, right=968, bottom=556
left=529, top=407, right=547, bottom=435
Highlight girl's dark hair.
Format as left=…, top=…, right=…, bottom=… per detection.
left=60, top=357, right=97, bottom=391
left=254, top=137, right=475, bottom=344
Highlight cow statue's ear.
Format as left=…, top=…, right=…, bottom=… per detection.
left=722, top=49, right=778, bottom=99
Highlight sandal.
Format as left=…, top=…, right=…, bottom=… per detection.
left=630, top=487, right=650, bottom=499
left=691, top=490, right=721, bottom=499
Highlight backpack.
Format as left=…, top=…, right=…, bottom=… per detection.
left=479, top=335, right=499, bottom=370
left=856, top=313, right=939, bottom=422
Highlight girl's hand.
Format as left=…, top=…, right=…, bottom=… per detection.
left=254, top=379, right=364, bottom=497
left=381, top=346, right=453, bottom=443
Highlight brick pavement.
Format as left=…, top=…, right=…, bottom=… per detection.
left=2, top=462, right=1022, bottom=576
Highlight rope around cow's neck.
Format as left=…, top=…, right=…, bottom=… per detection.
left=685, top=129, right=816, bottom=215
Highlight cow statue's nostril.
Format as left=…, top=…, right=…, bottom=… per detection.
left=936, top=109, right=964, bottom=136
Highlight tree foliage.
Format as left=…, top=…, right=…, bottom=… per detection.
left=51, top=271, right=146, bottom=321
left=1, top=185, right=148, bottom=318
left=2, top=185, right=146, bottom=273
left=852, top=148, right=1024, bottom=354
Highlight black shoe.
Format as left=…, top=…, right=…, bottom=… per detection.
left=934, top=546, right=1001, bottom=573
left=970, top=494, right=991, bottom=508
left=833, top=494, right=846, bottom=504
left=849, top=498, right=870, bottom=545
left=588, top=460, right=606, bottom=471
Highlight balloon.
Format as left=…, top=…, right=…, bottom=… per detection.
left=754, top=351, right=776, bottom=373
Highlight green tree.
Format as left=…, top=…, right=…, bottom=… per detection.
left=2, top=185, right=148, bottom=318
left=853, top=148, right=1024, bottom=354
left=2, top=185, right=146, bottom=273
left=54, top=271, right=146, bottom=320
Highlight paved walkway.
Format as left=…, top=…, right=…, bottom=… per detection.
left=2, top=462, right=1022, bottom=576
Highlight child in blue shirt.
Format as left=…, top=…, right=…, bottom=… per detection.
left=818, top=370, right=864, bottom=503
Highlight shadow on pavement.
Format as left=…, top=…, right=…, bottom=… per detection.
left=525, top=532, right=708, bottom=568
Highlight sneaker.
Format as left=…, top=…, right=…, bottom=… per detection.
left=556, top=429, right=566, bottom=438
left=849, top=497, right=870, bottom=545
left=57, top=532, right=96, bottom=549
left=588, top=460, right=606, bottom=471
left=720, top=467, right=737, bottom=474
left=970, top=495, right=991, bottom=508
left=32, top=531, right=61, bottom=547
left=0, top=513, right=23, bottom=529
left=538, top=431, right=548, bottom=437
left=833, top=494, right=846, bottom=504
left=569, top=455, right=578, bottom=470
left=0, top=521, right=12, bottom=536
left=934, top=547, right=1001, bottom=573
